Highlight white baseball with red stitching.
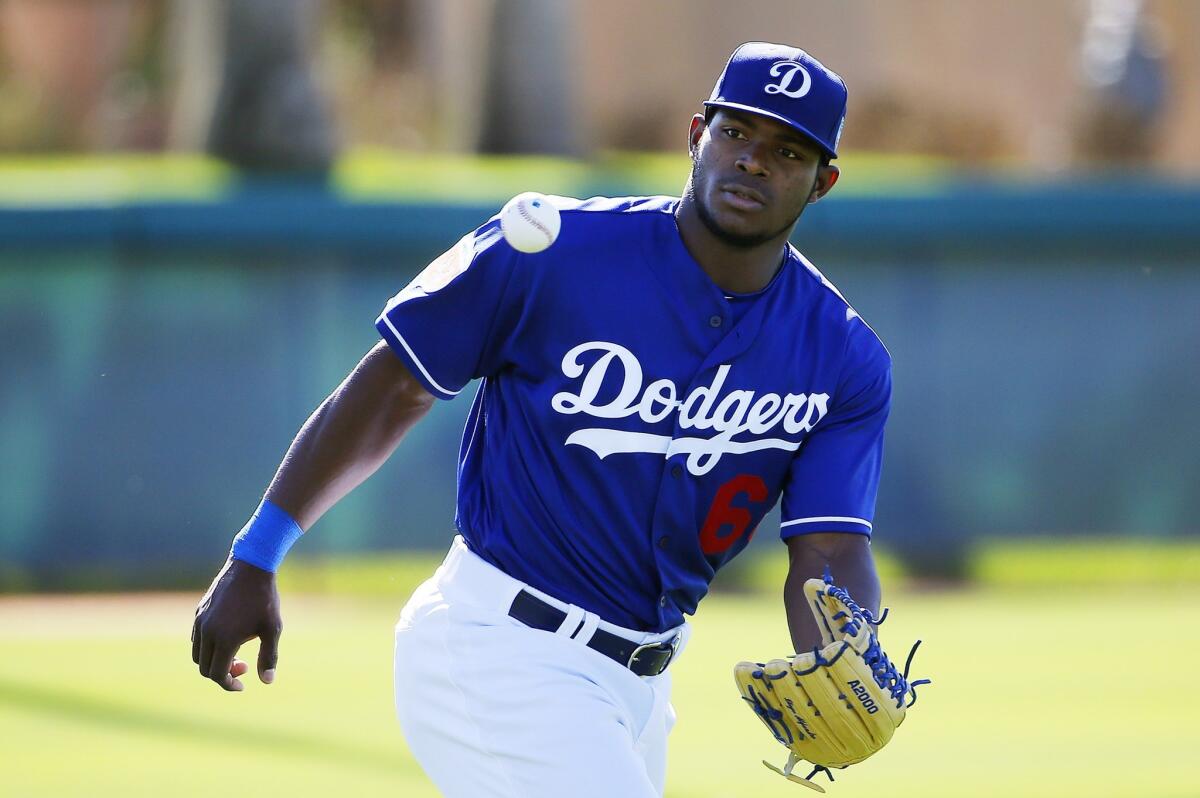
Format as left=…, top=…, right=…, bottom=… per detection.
left=500, top=192, right=561, bottom=253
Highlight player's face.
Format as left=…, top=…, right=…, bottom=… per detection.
left=686, top=109, right=839, bottom=248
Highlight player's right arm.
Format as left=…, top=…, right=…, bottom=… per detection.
left=191, top=341, right=435, bottom=691
left=260, top=340, right=436, bottom=531
left=194, top=211, right=526, bottom=692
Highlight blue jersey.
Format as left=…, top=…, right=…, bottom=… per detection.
left=376, top=195, right=891, bottom=632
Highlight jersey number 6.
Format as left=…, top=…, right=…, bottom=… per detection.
left=699, top=475, right=768, bottom=555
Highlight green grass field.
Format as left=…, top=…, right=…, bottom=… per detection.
left=2, top=553, right=1198, bottom=798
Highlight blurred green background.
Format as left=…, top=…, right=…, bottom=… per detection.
left=1, top=1, right=1199, bottom=797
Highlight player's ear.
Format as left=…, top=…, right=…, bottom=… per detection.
left=688, top=114, right=705, bottom=159
left=807, top=164, right=840, bottom=204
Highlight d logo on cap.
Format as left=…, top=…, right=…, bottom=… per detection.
left=704, top=42, right=847, bottom=158
left=763, top=61, right=812, bottom=99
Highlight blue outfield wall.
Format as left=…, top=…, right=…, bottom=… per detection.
left=0, top=179, right=1198, bottom=586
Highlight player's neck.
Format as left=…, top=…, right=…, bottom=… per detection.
left=673, top=198, right=791, bottom=295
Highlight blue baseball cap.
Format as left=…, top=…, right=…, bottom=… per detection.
left=704, top=42, right=848, bottom=159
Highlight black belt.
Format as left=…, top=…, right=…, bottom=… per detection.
left=507, top=589, right=680, bottom=677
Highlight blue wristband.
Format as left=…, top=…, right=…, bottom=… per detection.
left=230, top=499, right=304, bottom=573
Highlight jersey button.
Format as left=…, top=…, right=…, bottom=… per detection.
left=671, top=465, right=683, bottom=478
left=709, top=314, right=723, bottom=328
left=659, top=595, right=668, bottom=608
left=657, top=536, right=670, bottom=550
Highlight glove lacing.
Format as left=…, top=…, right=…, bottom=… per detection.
left=820, top=567, right=932, bottom=709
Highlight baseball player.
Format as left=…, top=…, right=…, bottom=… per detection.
left=193, top=42, right=899, bottom=797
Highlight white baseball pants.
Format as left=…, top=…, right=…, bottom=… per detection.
left=394, top=536, right=688, bottom=798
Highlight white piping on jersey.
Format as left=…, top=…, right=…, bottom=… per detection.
left=792, top=246, right=890, bottom=357
left=377, top=313, right=461, bottom=397
left=780, top=516, right=873, bottom=530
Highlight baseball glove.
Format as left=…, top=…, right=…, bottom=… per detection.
left=733, top=569, right=930, bottom=793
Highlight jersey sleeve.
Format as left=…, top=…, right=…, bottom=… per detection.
left=779, top=326, right=891, bottom=539
left=375, top=219, right=524, bottom=399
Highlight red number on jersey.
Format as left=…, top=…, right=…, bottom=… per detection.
left=699, top=474, right=769, bottom=555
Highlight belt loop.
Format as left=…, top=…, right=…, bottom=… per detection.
left=554, top=605, right=585, bottom=638
left=572, top=612, right=600, bottom=644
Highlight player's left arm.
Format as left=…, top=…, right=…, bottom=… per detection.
left=782, top=532, right=880, bottom=653
left=778, top=318, right=890, bottom=653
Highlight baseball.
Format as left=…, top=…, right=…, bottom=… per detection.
left=500, top=192, right=561, bottom=253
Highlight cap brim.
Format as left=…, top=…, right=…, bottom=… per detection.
left=703, top=100, right=837, bottom=159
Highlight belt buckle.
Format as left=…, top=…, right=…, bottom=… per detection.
left=626, top=630, right=682, bottom=674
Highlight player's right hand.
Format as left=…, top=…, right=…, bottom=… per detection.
left=191, top=557, right=282, bottom=691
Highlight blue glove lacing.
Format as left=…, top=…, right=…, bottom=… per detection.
left=820, top=565, right=932, bottom=709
